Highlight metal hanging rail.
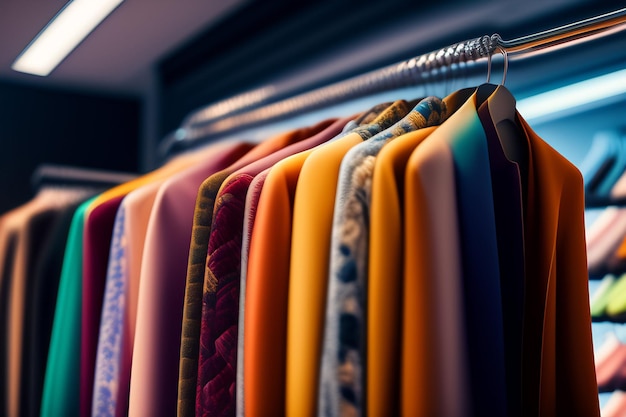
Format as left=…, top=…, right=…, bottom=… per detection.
left=495, top=7, right=626, bottom=56
left=162, top=7, right=626, bottom=156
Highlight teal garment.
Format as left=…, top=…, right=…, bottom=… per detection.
left=40, top=197, right=97, bottom=417
left=319, top=97, right=447, bottom=417
left=442, top=95, right=507, bottom=416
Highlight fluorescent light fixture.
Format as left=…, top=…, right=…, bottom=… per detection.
left=12, top=0, right=124, bottom=76
left=517, top=68, right=626, bottom=121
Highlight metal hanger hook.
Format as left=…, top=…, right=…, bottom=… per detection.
left=486, top=46, right=508, bottom=85
left=497, top=46, right=509, bottom=85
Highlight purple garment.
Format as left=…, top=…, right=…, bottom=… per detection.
left=92, top=203, right=126, bottom=417
left=478, top=94, right=525, bottom=417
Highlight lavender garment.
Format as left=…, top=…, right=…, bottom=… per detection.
left=92, top=179, right=162, bottom=417
left=92, top=205, right=126, bottom=417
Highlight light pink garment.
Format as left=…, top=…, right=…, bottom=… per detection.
left=595, top=337, right=626, bottom=391
left=594, top=332, right=626, bottom=394
left=128, top=142, right=251, bottom=417
left=404, top=128, right=469, bottom=416
left=91, top=180, right=162, bottom=417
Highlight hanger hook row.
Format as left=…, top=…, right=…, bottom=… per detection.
left=489, top=34, right=509, bottom=85
left=497, top=45, right=509, bottom=85
left=486, top=50, right=492, bottom=83
left=484, top=41, right=509, bottom=85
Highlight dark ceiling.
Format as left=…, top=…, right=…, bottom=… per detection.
left=0, top=0, right=624, bottom=129
left=0, top=0, right=624, bottom=213
left=0, top=0, right=249, bottom=95
left=156, top=0, right=626, bottom=135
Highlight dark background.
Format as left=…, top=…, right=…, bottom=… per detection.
left=0, top=81, right=140, bottom=214
left=1, top=0, right=625, bottom=214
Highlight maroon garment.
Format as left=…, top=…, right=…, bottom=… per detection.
left=81, top=195, right=124, bottom=417
left=181, top=120, right=336, bottom=417
left=199, top=179, right=249, bottom=417
left=196, top=117, right=350, bottom=416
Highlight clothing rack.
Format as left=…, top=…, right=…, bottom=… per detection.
left=161, top=7, right=626, bottom=157
left=31, top=164, right=138, bottom=191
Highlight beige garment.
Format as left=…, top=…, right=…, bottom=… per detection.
left=123, top=181, right=164, bottom=363
left=4, top=187, right=90, bottom=417
left=401, top=126, right=468, bottom=416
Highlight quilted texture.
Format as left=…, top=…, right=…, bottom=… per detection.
left=197, top=178, right=252, bottom=417
left=179, top=121, right=333, bottom=417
